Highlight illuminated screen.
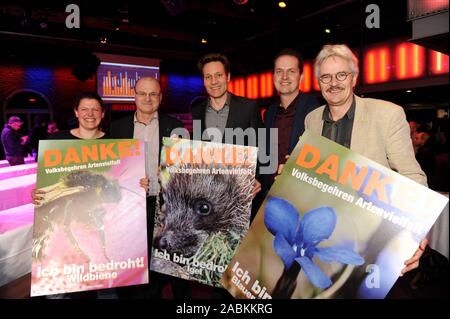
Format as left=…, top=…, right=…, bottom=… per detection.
left=96, top=53, right=160, bottom=102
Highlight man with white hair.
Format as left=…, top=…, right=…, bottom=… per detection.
left=305, top=44, right=428, bottom=291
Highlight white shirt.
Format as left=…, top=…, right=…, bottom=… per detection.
left=133, top=112, right=159, bottom=196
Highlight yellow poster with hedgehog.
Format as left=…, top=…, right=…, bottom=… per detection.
left=150, top=137, right=257, bottom=287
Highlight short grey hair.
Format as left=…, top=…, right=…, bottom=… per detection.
left=314, top=44, right=359, bottom=77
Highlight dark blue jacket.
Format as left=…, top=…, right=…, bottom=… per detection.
left=261, top=92, right=321, bottom=192
left=264, top=92, right=321, bottom=155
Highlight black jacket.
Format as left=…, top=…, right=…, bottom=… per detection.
left=1, top=125, right=27, bottom=157
left=191, top=92, right=264, bottom=220
left=109, top=111, right=184, bottom=249
left=191, top=93, right=263, bottom=147
left=261, top=92, right=321, bottom=193
left=264, top=92, right=320, bottom=155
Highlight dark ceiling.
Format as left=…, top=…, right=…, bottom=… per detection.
left=0, top=0, right=413, bottom=74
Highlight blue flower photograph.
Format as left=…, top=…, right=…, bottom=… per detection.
left=264, top=197, right=364, bottom=298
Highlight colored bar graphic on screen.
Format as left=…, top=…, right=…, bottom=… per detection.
left=97, top=62, right=160, bottom=102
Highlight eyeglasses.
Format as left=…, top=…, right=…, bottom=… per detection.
left=319, top=71, right=353, bottom=84
left=135, top=91, right=160, bottom=98
left=204, top=73, right=225, bottom=81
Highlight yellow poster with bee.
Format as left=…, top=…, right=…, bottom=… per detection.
left=31, top=139, right=148, bottom=296
left=150, top=137, right=258, bottom=287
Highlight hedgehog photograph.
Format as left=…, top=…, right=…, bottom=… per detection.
left=151, top=160, right=255, bottom=286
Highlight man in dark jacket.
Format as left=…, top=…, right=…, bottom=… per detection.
left=111, top=77, right=189, bottom=299
left=262, top=49, right=321, bottom=193
left=192, top=53, right=263, bottom=148
left=190, top=53, right=264, bottom=299
left=1, top=116, right=29, bottom=166
left=192, top=53, right=264, bottom=209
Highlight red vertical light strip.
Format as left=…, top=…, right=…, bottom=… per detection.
left=379, top=48, right=390, bottom=82
left=235, top=79, right=241, bottom=96
left=238, top=78, right=245, bottom=97
left=440, top=53, right=449, bottom=73
left=251, top=75, right=258, bottom=99
left=365, top=51, right=375, bottom=83
left=380, top=49, right=387, bottom=81
left=248, top=76, right=254, bottom=98
left=300, top=63, right=312, bottom=92
left=260, top=73, right=267, bottom=97
left=413, top=45, right=420, bottom=76
left=436, top=52, right=442, bottom=72
left=232, top=79, right=239, bottom=96
left=246, top=75, right=257, bottom=99
left=234, top=78, right=240, bottom=97
left=246, top=77, right=251, bottom=98
left=228, top=80, right=235, bottom=95
left=364, top=47, right=391, bottom=84
left=266, top=72, right=273, bottom=97
left=373, top=50, right=378, bottom=83
left=430, top=50, right=449, bottom=74
left=396, top=44, right=407, bottom=79
left=395, top=43, right=425, bottom=79
left=409, top=43, right=425, bottom=78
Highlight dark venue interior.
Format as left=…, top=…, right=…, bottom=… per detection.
left=0, top=0, right=448, bottom=302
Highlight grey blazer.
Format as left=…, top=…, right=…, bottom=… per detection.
left=305, top=95, right=427, bottom=186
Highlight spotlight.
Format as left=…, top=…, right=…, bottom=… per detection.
left=278, top=2, right=287, bottom=8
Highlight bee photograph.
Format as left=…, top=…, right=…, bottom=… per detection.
left=30, top=139, right=148, bottom=296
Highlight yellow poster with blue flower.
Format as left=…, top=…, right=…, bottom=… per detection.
left=221, top=130, right=448, bottom=299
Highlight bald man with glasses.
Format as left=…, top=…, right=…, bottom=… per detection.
left=111, top=77, right=190, bottom=299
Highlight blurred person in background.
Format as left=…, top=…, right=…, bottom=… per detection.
left=46, top=121, right=59, bottom=136
left=1, top=116, right=29, bottom=166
